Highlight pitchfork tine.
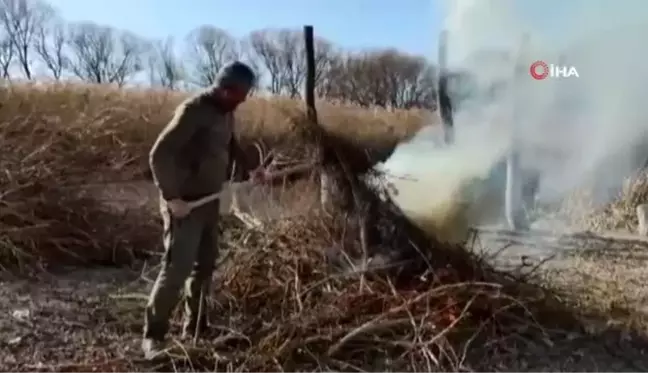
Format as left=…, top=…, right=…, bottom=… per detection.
left=253, top=141, right=276, bottom=169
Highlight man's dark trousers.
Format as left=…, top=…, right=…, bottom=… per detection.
left=143, top=199, right=220, bottom=340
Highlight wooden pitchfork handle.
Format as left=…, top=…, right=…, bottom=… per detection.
left=186, top=162, right=315, bottom=211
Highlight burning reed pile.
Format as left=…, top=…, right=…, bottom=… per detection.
left=146, top=119, right=582, bottom=370
left=122, top=171, right=581, bottom=372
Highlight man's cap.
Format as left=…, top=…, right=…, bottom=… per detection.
left=216, top=61, right=256, bottom=91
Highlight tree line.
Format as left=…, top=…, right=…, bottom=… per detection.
left=0, top=0, right=439, bottom=109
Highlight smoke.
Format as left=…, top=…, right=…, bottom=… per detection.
left=381, top=0, right=648, bottom=242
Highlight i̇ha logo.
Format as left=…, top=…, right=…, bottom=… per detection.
left=529, top=60, right=579, bottom=80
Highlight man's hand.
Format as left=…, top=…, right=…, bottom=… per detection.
left=166, top=198, right=191, bottom=218
left=249, top=167, right=272, bottom=184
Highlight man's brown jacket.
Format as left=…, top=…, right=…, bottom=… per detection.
left=149, top=93, right=252, bottom=201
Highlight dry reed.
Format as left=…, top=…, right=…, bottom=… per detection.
left=0, top=81, right=425, bottom=269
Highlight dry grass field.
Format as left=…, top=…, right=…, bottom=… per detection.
left=0, top=82, right=425, bottom=267
left=3, top=81, right=648, bottom=371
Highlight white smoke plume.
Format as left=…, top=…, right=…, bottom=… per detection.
left=381, top=0, right=648, bottom=242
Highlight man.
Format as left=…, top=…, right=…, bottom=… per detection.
left=142, top=61, right=267, bottom=358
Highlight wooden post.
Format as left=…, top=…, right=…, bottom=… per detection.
left=303, top=25, right=326, bottom=207
left=437, top=30, right=454, bottom=145
left=304, top=26, right=355, bottom=215
left=304, top=25, right=318, bottom=125
left=305, top=25, right=339, bottom=211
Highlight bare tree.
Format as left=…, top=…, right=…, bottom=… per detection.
left=327, top=49, right=436, bottom=109
left=315, top=48, right=342, bottom=98
left=322, top=52, right=376, bottom=106
left=373, top=49, right=436, bottom=109
left=34, top=15, right=67, bottom=79
left=273, top=29, right=305, bottom=97
left=185, top=25, right=239, bottom=87
left=0, top=32, right=12, bottom=78
left=147, top=37, right=184, bottom=90
left=247, top=29, right=283, bottom=94
left=67, top=22, right=146, bottom=86
left=0, top=0, right=53, bottom=79
left=247, top=28, right=333, bottom=97
left=237, top=39, right=263, bottom=95
left=311, top=37, right=335, bottom=96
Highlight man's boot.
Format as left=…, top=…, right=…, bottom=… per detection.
left=181, top=311, right=210, bottom=340
left=181, top=292, right=211, bottom=340
left=141, top=337, right=167, bottom=360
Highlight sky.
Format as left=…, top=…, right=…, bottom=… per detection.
left=29, top=0, right=648, bottom=69
left=46, top=0, right=443, bottom=58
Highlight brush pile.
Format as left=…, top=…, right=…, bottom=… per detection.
left=148, top=174, right=578, bottom=371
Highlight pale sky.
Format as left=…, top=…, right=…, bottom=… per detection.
left=43, top=0, right=647, bottom=69
left=46, top=0, right=441, bottom=58
left=43, top=0, right=641, bottom=63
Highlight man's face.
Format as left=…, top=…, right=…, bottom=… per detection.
left=221, top=84, right=250, bottom=111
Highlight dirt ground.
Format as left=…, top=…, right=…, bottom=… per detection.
left=0, top=267, right=147, bottom=371
left=3, top=253, right=648, bottom=372
left=472, top=225, right=648, bottom=371
left=4, top=183, right=648, bottom=371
